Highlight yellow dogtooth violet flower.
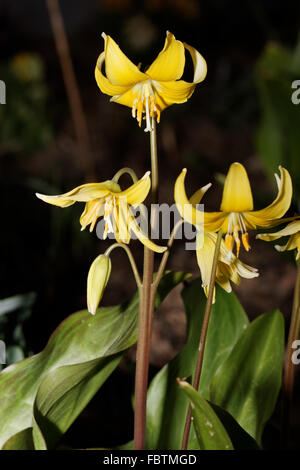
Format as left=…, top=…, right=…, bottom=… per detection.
left=87, top=254, right=111, bottom=315
left=95, top=31, right=207, bottom=131
left=257, top=220, right=300, bottom=260
left=36, top=172, right=166, bottom=254
left=174, top=163, right=293, bottom=257
left=173, top=176, right=258, bottom=301
left=196, top=232, right=259, bottom=302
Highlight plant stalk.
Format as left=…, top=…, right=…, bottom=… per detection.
left=134, top=118, right=158, bottom=450
left=281, top=260, right=300, bottom=448
left=181, top=229, right=223, bottom=450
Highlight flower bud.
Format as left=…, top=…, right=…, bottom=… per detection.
left=87, top=254, right=111, bottom=315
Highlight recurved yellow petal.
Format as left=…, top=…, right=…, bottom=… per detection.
left=174, top=169, right=225, bottom=231
left=150, top=40, right=207, bottom=106
left=36, top=181, right=120, bottom=207
left=146, top=31, right=185, bottom=82
left=189, top=183, right=212, bottom=205
left=257, top=220, right=300, bottom=242
left=102, top=33, right=147, bottom=86
left=220, top=162, right=254, bottom=212
left=87, top=254, right=111, bottom=315
left=184, top=42, right=207, bottom=84
left=118, top=171, right=150, bottom=206
left=95, top=52, right=130, bottom=97
left=246, top=166, right=292, bottom=228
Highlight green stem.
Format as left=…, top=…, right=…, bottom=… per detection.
left=112, top=167, right=138, bottom=184
left=134, top=118, right=158, bottom=450
left=105, top=242, right=142, bottom=289
left=181, top=229, right=223, bottom=450
left=281, top=260, right=300, bottom=448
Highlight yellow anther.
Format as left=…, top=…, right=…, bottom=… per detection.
left=156, top=105, right=161, bottom=123
left=242, top=232, right=251, bottom=251
left=225, top=234, right=234, bottom=252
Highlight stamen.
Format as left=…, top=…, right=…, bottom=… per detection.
left=137, top=100, right=143, bottom=127
left=242, top=232, right=251, bottom=251
left=225, top=234, right=234, bottom=252
left=132, top=98, right=138, bottom=118
left=131, top=81, right=160, bottom=129
left=233, top=227, right=241, bottom=257
left=144, top=97, right=153, bottom=133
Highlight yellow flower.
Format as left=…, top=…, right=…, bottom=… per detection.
left=174, top=179, right=258, bottom=300
left=197, top=232, right=258, bottom=302
left=257, top=220, right=300, bottom=260
left=36, top=172, right=166, bottom=253
left=175, top=163, right=293, bottom=257
left=95, top=31, right=207, bottom=131
left=87, top=254, right=111, bottom=315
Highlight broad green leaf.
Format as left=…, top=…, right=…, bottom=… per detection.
left=0, top=271, right=186, bottom=449
left=146, top=281, right=249, bottom=450
left=32, top=355, right=121, bottom=449
left=178, top=381, right=233, bottom=450
left=2, top=428, right=34, bottom=450
left=210, top=403, right=260, bottom=450
left=210, top=310, right=284, bottom=444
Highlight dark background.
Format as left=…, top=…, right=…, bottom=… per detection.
left=0, top=0, right=300, bottom=450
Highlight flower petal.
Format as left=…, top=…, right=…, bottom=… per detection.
left=36, top=181, right=120, bottom=207
left=110, top=84, right=141, bottom=108
left=256, top=220, right=300, bottom=242
left=220, top=162, right=254, bottom=212
left=87, top=254, right=111, bottom=315
left=146, top=31, right=185, bottom=82
left=151, top=39, right=207, bottom=107
left=118, top=171, right=151, bottom=206
left=95, top=52, right=130, bottom=97
left=174, top=169, right=225, bottom=231
left=189, top=183, right=212, bottom=205
left=196, top=231, right=216, bottom=299
left=245, top=166, right=293, bottom=228
left=127, top=209, right=167, bottom=253
left=102, top=33, right=147, bottom=86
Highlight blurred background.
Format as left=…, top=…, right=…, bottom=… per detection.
left=1, top=0, right=300, bottom=449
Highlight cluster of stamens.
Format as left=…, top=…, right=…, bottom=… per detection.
left=81, top=196, right=118, bottom=235
left=132, top=82, right=160, bottom=132
left=224, top=212, right=251, bottom=257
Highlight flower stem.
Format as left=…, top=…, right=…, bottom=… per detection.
left=281, top=260, right=300, bottom=448
left=104, top=242, right=142, bottom=289
left=181, top=229, right=223, bottom=450
left=134, top=118, right=158, bottom=450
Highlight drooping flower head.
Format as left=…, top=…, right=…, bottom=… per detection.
left=95, top=31, right=207, bottom=131
left=36, top=172, right=166, bottom=253
left=197, top=232, right=258, bottom=302
left=257, top=220, right=300, bottom=260
left=175, top=163, right=293, bottom=257
left=174, top=178, right=258, bottom=300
